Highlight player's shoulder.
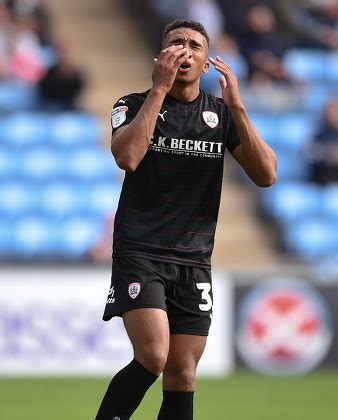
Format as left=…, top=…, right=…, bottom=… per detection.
left=200, top=90, right=226, bottom=109
left=113, top=90, right=150, bottom=108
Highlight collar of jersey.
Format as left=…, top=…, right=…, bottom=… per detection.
left=165, top=90, right=202, bottom=107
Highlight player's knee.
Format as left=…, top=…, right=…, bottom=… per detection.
left=136, top=347, right=168, bottom=376
left=165, top=365, right=197, bottom=390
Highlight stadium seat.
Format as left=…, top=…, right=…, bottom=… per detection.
left=50, top=113, right=102, bottom=147
left=277, top=113, right=316, bottom=152
left=262, top=182, right=321, bottom=223
left=0, top=82, right=37, bottom=111
left=0, top=181, right=39, bottom=216
left=20, top=147, right=67, bottom=181
left=284, top=218, right=338, bottom=259
left=59, top=216, right=103, bottom=258
left=68, top=148, right=117, bottom=181
left=284, top=49, right=326, bottom=82
left=0, top=147, right=21, bottom=179
left=322, top=183, right=338, bottom=219
left=326, top=53, right=338, bottom=82
left=2, top=113, right=50, bottom=146
left=249, top=114, right=278, bottom=149
left=301, top=84, right=330, bottom=113
left=12, top=216, right=60, bottom=257
left=40, top=182, right=87, bottom=217
left=88, top=182, right=121, bottom=216
left=274, top=151, right=308, bottom=181
left=0, top=220, right=13, bottom=254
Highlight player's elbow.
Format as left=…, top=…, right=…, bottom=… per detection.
left=114, top=154, right=138, bottom=172
left=255, top=170, right=277, bottom=188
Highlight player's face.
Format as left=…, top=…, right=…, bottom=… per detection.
left=164, top=28, right=209, bottom=84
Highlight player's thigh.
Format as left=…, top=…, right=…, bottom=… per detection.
left=167, top=265, right=213, bottom=336
left=163, top=333, right=207, bottom=390
left=123, top=308, right=170, bottom=373
left=103, top=257, right=168, bottom=321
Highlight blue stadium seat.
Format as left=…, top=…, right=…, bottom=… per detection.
left=274, top=151, right=309, bottom=181
left=0, top=181, right=39, bottom=216
left=284, top=49, right=326, bottom=82
left=263, top=182, right=321, bottom=223
left=0, top=82, right=37, bottom=111
left=40, top=182, right=87, bottom=217
left=250, top=114, right=278, bottom=149
left=59, top=216, right=103, bottom=258
left=20, top=148, right=67, bottom=181
left=277, top=113, right=316, bottom=152
left=2, top=113, right=50, bottom=146
left=0, top=220, right=13, bottom=254
left=322, top=183, right=338, bottom=219
left=50, top=113, right=102, bottom=147
left=0, top=147, right=21, bottom=179
left=12, top=216, right=60, bottom=257
left=284, top=218, right=338, bottom=259
left=301, top=84, right=330, bottom=113
left=68, top=148, right=117, bottom=181
left=88, top=182, right=121, bottom=216
left=326, top=53, right=338, bottom=82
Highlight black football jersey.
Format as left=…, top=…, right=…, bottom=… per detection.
left=110, top=90, right=240, bottom=268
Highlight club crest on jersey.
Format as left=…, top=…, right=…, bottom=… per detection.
left=128, top=282, right=141, bottom=299
left=112, top=105, right=128, bottom=128
left=202, top=111, right=219, bottom=128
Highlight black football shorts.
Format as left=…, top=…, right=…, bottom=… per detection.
left=102, top=256, right=213, bottom=336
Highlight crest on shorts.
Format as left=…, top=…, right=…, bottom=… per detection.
left=111, top=105, right=128, bottom=128
left=202, top=111, right=219, bottom=128
left=128, top=282, right=141, bottom=299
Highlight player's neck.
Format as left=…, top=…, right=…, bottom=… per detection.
left=168, top=82, right=200, bottom=103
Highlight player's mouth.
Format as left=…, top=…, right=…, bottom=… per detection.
left=178, top=62, right=191, bottom=73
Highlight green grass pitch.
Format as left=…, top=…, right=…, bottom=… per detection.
left=0, top=370, right=337, bottom=419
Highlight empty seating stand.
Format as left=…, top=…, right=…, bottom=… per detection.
left=0, top=103, right=121, bottom=261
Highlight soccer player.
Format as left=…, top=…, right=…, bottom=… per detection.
left=96, top=19, right=277, bottom=420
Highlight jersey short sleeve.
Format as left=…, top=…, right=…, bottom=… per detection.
left=226, top=113, right=241, bottom=154
left=111, top=94, right=143, bottom=134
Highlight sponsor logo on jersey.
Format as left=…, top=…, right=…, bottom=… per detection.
left=202, top=111, right=219, bottom=128
left=128, top=282, right=141, bottom=300
left=158, top=110, right=167, bottom=121
left=106, top=286, right=115, bottom=304
left=236, top=279, right=333, bottom=375
left=149, top=135, right=223, bottom=158
left=112, top=105, right=128, bottom=128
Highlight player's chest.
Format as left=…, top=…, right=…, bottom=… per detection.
left=149, top=107, right=225, bottom=160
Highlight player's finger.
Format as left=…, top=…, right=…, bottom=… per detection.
left=219, top=75, right=227, bottom=90
left=209, top=56, right=228, bottom=68
left=159, top=44, right=184, bottom=58
left=164, top=48, right=188, bottom=67
left=213, top=64, right=225, bottom=74
left=174, top=51, right=190, bottom=67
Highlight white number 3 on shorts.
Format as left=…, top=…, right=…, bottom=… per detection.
left=196, top=282, right=212, bottom=311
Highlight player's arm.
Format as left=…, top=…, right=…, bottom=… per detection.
left=111, top=45, right=189, bottom=172
left=209, top=56, right=277, bottom=188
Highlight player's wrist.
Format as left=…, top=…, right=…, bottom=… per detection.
left=228, top=100, right=245, bottom=111
left=150, top=85, right=170, bottom=97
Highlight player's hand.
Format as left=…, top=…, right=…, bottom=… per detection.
left=152, top=45, right=189, bottom=93
left=209, top=56, right=242, bottom=108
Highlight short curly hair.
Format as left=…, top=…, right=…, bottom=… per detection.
left=162, top=19, right=210, bottom=48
